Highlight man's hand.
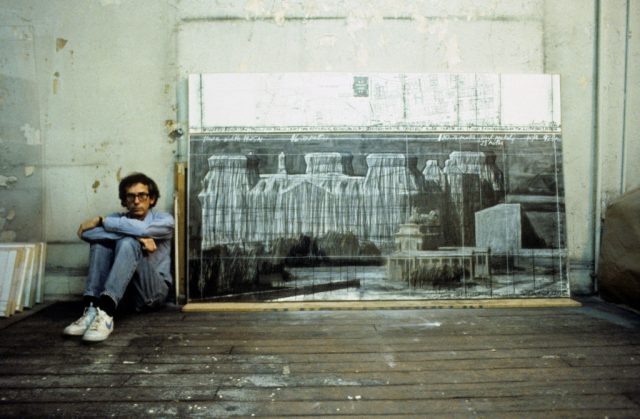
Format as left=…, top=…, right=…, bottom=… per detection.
left=77, top=216, right=103, bottom=239
left=138, top=237, right=157, bottom=253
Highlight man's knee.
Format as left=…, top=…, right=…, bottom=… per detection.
left=115, top=236, right=142, bottom=254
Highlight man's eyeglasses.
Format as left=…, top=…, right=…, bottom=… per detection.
left=125, top=192, right=150, bottom=202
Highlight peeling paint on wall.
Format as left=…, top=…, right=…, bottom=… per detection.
left=56, top=38, right=68, bottom=52
left=0, top=230, right=16, bottom=242
left=24, top=166, right=35, bottom=177
left=20, top=123, right=41, bottom=145
left=53, top=71, right=60, bottom=95
left=116, top=167, right=122, bottom=182
left=0, top=208, right=15, bottom=236
left=166, top=120, right=183, bottom=142
left=244, top=0, right=266, bottom=18
left=165, top=119, right=177, bottom=131
left=274, top=0, right=294, bottom=26
left=0, top=175, right=18, bottom=188
left=273, top=11, right=286, bottom=26
left=92, top=180, right=100, bottom=193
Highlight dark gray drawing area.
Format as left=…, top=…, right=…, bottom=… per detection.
left=188, top=134, right=567, bottom=301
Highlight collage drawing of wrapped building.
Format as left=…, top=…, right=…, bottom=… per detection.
left=187, top=73, right=567, bottom=301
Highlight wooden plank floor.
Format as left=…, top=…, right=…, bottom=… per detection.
left=0, top=298, right=639, bottom=417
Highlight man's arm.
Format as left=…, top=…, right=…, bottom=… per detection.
left=77, top=214, right=132, bottom=243
left=80, top=225, right=125, bottom=242
left=102, top=212, right=174, bottom=239
left=77, top=216, right=104, bottom=239
left=79, top=223, right=157, bottom=252
left=78, top=216, right=127, bottom=242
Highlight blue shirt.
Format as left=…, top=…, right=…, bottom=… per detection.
left=80, top=211, right=175, bottom=283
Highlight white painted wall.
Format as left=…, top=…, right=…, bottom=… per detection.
left=0, top=0, right=178, bottom=297
left=0, top=0, right=637, bottom=298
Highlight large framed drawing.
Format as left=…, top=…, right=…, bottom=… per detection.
left=188, top=73, right=566, bottom=301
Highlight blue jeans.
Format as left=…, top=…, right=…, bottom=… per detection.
left=84, top=237, right=169, bottom=311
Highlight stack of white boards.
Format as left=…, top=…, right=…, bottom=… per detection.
left=0, top=243, right=47, bottom=317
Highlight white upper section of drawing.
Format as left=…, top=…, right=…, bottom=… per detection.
left=188, top=73, right=560, bottom=133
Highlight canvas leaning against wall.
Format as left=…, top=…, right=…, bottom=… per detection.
left=187, top=73, right=566, bottom=302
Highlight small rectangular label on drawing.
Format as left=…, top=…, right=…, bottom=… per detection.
left=353, top=76, right=369, bottom=97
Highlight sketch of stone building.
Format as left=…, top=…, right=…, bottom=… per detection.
left=199, top=152, right=425, bottom=249
left=387, top=248, right=491, bottom=287
left=197, top=149, right=511, bottom=253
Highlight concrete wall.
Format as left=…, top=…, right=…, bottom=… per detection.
left=0, top=0, right=637, bottom=299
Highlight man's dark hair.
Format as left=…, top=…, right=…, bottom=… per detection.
left=118, top=172, right=160, bottom=208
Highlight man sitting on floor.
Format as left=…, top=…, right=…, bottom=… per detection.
left=63, top=172, right=174, bottom=342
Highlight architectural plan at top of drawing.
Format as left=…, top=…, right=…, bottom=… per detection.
left=188, top=73, right=566, bottom=302
left=189, top=73, right=560, bottom=132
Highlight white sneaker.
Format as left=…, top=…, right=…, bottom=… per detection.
left=63, top=303, right=97, bottom=336
left=82, top=307, right=114, bottom=342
